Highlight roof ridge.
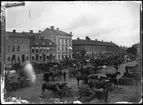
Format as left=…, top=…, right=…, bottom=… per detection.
left=43, top=27, right=71, bottom=36
left=73, top=39, right=118, bottom=46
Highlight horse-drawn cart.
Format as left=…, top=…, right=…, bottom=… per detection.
left=42, top=82, right=72, bottom=98
left=118, top=63, right=140, bottom=85
left=78, top=85, right=108, bottom=103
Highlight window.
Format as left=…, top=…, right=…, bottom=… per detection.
left=58, top=47, right=60, bottom=51
left=58, top=39, right=60, bottom=44
left=32, top=56, right=35, bottom=61
left=40, top=56, right=42, bottom=60
left=12, top=45, right=15, bottom=52
left=47, top=49, right=49, bottom=52
left=27, top=56, right=29, bottom=60
left=47, top=55, right=49, bottom=59
left=50, top=48, right=52, bottom=52
left=40, top=49, right=42, bottom=52
left=62, top=47, right=63, bottom=51
left=7, top=57, right=10, bottom=62
left=17, top=45, right=20, bottom=52
left=36, top=49, right=38, bottom=53
left=36, top=55, right=38, bottom=61
left=62, top=55, right=64, bottom=59
left=62, top=39, right=63, bottom=45
left=8, top=45, right=10, bottom=52
left=32, top=48, right=35, bottom=53
left=44, top=49, right=46, bottom=52
left=65, top=39, right=67, bottom=44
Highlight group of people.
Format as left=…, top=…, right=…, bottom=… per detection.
left=44, top=53, right=126, bottom=83
left=44, top=70, right=67, bottom=82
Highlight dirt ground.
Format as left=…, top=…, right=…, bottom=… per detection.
left=5, top=61, right=142, bottom=104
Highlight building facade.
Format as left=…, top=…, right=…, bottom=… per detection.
left=40, top=26, right=73, bottom=61
left=73, top=37, right=121, bottom=59
left=23, top=30, right=56, bottom=64
left=6, top=30, right=30, bottom=68
left=30, top=36, right=56, bottom=64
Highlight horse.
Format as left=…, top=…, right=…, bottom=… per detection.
left=41, top=82, right=60, bottom=95
left=43, top=72, right=52, bottom=82
left=108, top=78, right=119, bottom=88
left=106, top=72, right=121, bottom=79
left=99, top=76, right=107, bottom=81
left=88, top=74, right=99, bottom=80
left=45, top=71, right=62, bottom=82
left=76, top=75, right=88, bottom=86
left=106, top=72, right=120, bottom=88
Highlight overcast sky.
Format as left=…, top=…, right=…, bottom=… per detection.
left=5, top=1, right=140, bottom=47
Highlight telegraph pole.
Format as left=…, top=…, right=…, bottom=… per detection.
left=1, top=1, right=25, bottom=103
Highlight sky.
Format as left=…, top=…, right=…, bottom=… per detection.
left=5, top=1, right=141, bottom=47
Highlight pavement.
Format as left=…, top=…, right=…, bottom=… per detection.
left=5, top=61, right=141, bottom=103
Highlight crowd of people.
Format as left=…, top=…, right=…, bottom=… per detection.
left=43, top=53, right=127, bottom=83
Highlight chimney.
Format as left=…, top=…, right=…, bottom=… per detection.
left=13, top=30, right=16, bottom=33
left=30, top=30, right=33, bottom=34
left=110, top=41, right=112, bottom=43
left=102, top=40, right=103, bottom=42
left=51, top=26, right=54, bottom=30
left=86, top=36, right=90, bottom=40
left=39, top=30, right=41, bottom=33
left=95, top=39, right=97, bottom=41
left=57, top=28, right=59, bottom=30
left=77, top=37, right=80, bottom=40
left=70, top=32, right=72, bottom=35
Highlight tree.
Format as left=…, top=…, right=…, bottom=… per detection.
left=127, top=47, right=137, bottom=55
left=131, top=47, right=137, bottom=55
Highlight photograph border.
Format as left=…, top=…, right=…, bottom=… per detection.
left=1, top=1, right=142, bottom=104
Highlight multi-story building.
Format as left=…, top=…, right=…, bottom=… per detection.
left=40, top=26, right=73, bottom=61
left=73, top=36, right=121, bottom=59
left=6, top=30, right=30, bottom=68
left=31, top=36, right=56, bottom=64
left=23, top=30, right=56, bottom=64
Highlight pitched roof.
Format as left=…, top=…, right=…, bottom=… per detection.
left=6, top=31, right=29, bottom=39
left=41, top=27, right=72, bottom=37
left=72, top=39, right=118, bottom=47
left=30, top=38, right=56, bottom=47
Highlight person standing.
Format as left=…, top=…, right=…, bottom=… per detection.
left=115, top=65, right=118, bottom=73
left=63, top=71, right=66, bottom=81
left=44, top=72, right=49, bottom=83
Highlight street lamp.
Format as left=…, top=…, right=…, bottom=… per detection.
left=1, top=2, right=25, bottom=103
